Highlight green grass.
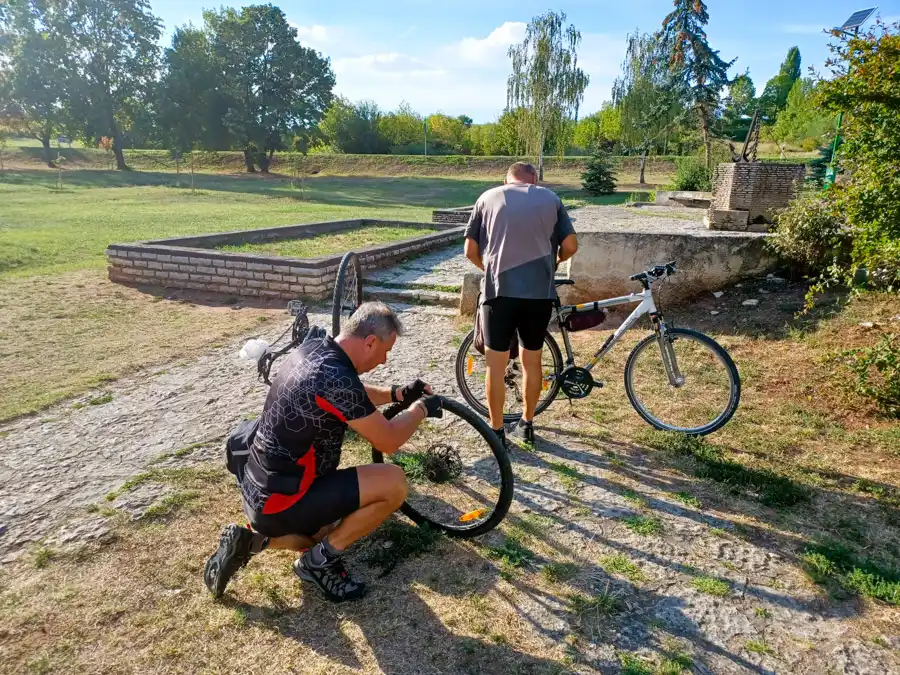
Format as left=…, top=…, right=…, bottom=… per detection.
left=487, top=535, right=534, bottom=574
left=218, top=224, right=439, bottom=259
left=549, top=462, right=584, bottom=493
left=364, top=519, right=444, bottom=575
left=567, top=590, right=621, bottom=618
left=745, top=640, right=775, bottom=656
left=33, top=547, right=55, bottom=569
left=0, top=170, right=493, bottom=278
left=623, top=515, right=663, bottom=536
left=619, top=653, right=654, bottom=675
left=541, top=561, right=580, bottom=583
left=673, top=491, right=702, bottom=509
left=600, top=554, right=648, bottom=583
left=801, top=540, right=900, bottom=605
left=692, top=575, right=730, bottom=597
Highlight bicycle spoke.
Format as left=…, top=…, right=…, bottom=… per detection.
left=628, top=333, right=735, bottom=432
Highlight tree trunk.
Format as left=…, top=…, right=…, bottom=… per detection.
left=243, top=149, right=256, bottom=173
left=639, top=149, right=647, bottom=185
left=42, top=135, right=53, bottom=168
left=537, top=130, right=545, bottom=182
left=259, top=149, right=273, bottom=173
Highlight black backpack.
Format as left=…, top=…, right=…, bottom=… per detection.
left=225, top=417, right=259, bottom=484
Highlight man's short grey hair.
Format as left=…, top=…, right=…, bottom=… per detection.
left=507, top=161, right=537, bottom=179
left=340, top=301, right=404, bottom=340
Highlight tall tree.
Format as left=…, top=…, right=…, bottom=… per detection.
left=206, top=4, right=335, bottom=172
left=156, top=26, right=230, bottom=153
left=613, top=30, right=681, bottom=184
left=379, top=101, right=424, bottom=150
left=319, top=98, right=389, bottom=154
left=0, top=0, right=73, bottom=166
left=758, top=46, right=801, bottom=122
left=59, top=0, right=162, bottom=170
left=720, top=70, right=756, bottom=140
left=507, top=10, right=589, bottom=180
left=772, top=78, right=831, bottom=153
left=659, top=0, right=734, bottom=168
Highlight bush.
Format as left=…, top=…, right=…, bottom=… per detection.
left=835, top=333, right=900, bottom=418
left=670, top=156, right=711, bottom=191
left=769, top=194, right=851, bottom=275
left=580, top=148, right=617, bottom=195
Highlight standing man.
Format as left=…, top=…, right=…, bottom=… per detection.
left=464, top=162, right=578, bottom=445
left=203, top=302, right=442, bottom=603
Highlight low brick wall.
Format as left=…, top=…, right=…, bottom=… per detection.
left=431, top=206, right=473, bottom=225
left=106, top=219, right=463, bottom=301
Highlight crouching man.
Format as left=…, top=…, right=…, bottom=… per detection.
left=203, top=302, right=442, bottom=602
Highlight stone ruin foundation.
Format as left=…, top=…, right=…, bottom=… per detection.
left=705, top=162, right=805, bottom=233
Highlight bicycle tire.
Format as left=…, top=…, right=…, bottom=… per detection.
left=372, top=396, right=514, bottom=538
left=624, top=327, right=741, bottom=436
left=454, top=329, right=563, bottom=424
left=331, top=252, right=362, bottom=337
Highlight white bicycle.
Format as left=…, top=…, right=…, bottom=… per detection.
left=455, top=261, right=741, bottom=436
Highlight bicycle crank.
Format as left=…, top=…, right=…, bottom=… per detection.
left=559, top=366, right=598, bottom=399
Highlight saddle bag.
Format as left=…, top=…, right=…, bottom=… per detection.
left=564, top=308, right=607, bottom=332
left=225, top=417, right=259, bottom=483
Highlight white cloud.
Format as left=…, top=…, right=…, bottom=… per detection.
left=778, top=23, right=828, bottom=35
left=291, top=23, right=330, bottom=46
left=456, top=21, right=526, bottom=64
left=334, top=52, right=446, bottom=79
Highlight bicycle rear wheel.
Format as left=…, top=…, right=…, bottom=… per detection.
left=332, top=252, right=362, bottom=337
left=624, top=327, right=740, bottom=435
left=455, top=329, right=563, bottom=424
left=372, top=397, right=513, bottom=537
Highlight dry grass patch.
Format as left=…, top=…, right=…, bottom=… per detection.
left=0, top=270, right=285, bottom=421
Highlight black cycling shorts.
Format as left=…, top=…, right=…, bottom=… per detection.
left=243, top=467, right=360, bottom=538
left=481, top=297, right=553, bottom=352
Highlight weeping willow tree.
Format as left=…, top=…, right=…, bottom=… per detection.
left=506, top=10, right=588, bottom=181
left=612, top=30, right=683, bottom=184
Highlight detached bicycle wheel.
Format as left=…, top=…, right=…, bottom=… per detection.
left=624, top=327, right=740, bottom=435
left=454, top=329, right=563, bottom=424
left=332, top=252, right=362, bottom=337
left=372, top=397, right=513, bottom=538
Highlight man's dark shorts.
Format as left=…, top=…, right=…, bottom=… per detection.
left=482, top=297, right=553, bottom=352
left=243, top=467, right=360, bottom=538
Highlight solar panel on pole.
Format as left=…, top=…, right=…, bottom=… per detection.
left=840, top=7, right=877, bottom=33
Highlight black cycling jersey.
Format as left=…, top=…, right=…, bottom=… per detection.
left=240, top=336, right=376, bottom=515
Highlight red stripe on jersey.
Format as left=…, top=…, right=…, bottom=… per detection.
left=261, top=444, right=317, bottom=515
left=315, top=394, right=347, bottom=422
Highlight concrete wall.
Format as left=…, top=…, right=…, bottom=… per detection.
left=431, top=206, right=473, bottom=225
left=560, top=230, right=775, bottom=306
left=106, top=219, right=463, bottom=301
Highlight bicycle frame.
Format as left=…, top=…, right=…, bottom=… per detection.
left=552, top=285, right=684, bottom=387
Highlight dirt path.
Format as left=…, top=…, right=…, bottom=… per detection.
left=1, top=301, right=896, bottom=674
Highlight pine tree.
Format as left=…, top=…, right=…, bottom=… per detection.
left=581, top=147, right=617, bottom=195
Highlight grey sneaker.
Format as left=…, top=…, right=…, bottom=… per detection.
left=510, top=419, right=535, bottom=446
left=204, top=523, right=253, bottom=599
left=294, top=552, right=366, bottom=603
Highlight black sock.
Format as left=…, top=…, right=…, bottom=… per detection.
left=250, top=532, right=269, bottom=554
left=518, top=418, right=533, bottom=428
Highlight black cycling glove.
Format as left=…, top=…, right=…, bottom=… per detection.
left=418, top=395, right=443, bottom=419
left=392, top=378, right=428, bottom=403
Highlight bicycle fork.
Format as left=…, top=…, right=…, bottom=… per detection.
left=653, top=316, right=685, bottom=387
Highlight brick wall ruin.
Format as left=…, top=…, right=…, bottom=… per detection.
left=706, top=163, right=805, bottom=232
left=106, top=219, right=463, bottom=301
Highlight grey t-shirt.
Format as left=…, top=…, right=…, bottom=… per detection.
left=464, top=183, right=575, bottom=301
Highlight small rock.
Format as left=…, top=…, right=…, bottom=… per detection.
left=890, top=315, right=900, bottom=322
left=760, top=289, right=770, bottom=294
left=742, top=299, right=759, bottom=307
left=382, top=541, right=393, bottom=549
left=859, top=322, right=876, bottom=329
left=112, top=482, right=173, bottom=520
left=735, top=283, right=743, bottom=288
left=710, top=311, right=721, bottom=316
left=712, top=291, right=724, bottom=298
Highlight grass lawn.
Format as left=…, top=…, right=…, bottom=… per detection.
left=0, top=168, right=500, bottom=420
left=219, top=224, right=440, bottom=258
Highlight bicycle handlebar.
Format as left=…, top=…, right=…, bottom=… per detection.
left=629, top=260, right=677, bottom=286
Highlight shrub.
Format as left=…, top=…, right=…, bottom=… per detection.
left=769, top=193, right=851, bottom=275
left=670, top=156, right=711, bottom=191
left=834, top=333, right=900, bottom=418
left=580, top=148, right=617, bottom=195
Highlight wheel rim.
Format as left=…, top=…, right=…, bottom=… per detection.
left=387, top=405, right=505, bottom=532
left=458, top=333, right=560, bottom=420
left=627, top=333, right=736, bottom=433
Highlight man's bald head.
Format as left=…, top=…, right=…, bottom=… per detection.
left=506, top=162, right=538, bottom=185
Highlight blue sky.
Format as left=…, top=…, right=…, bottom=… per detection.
left=151, top=0, right=900, bottom=123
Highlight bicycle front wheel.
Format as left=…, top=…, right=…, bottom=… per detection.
left=454, top=329, right=563, bottom=424
left=332, top=252, right=362, bottom=337
left=624, top=327, right=740, bottom=435
left=372, top=397, right=513, bottom=538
